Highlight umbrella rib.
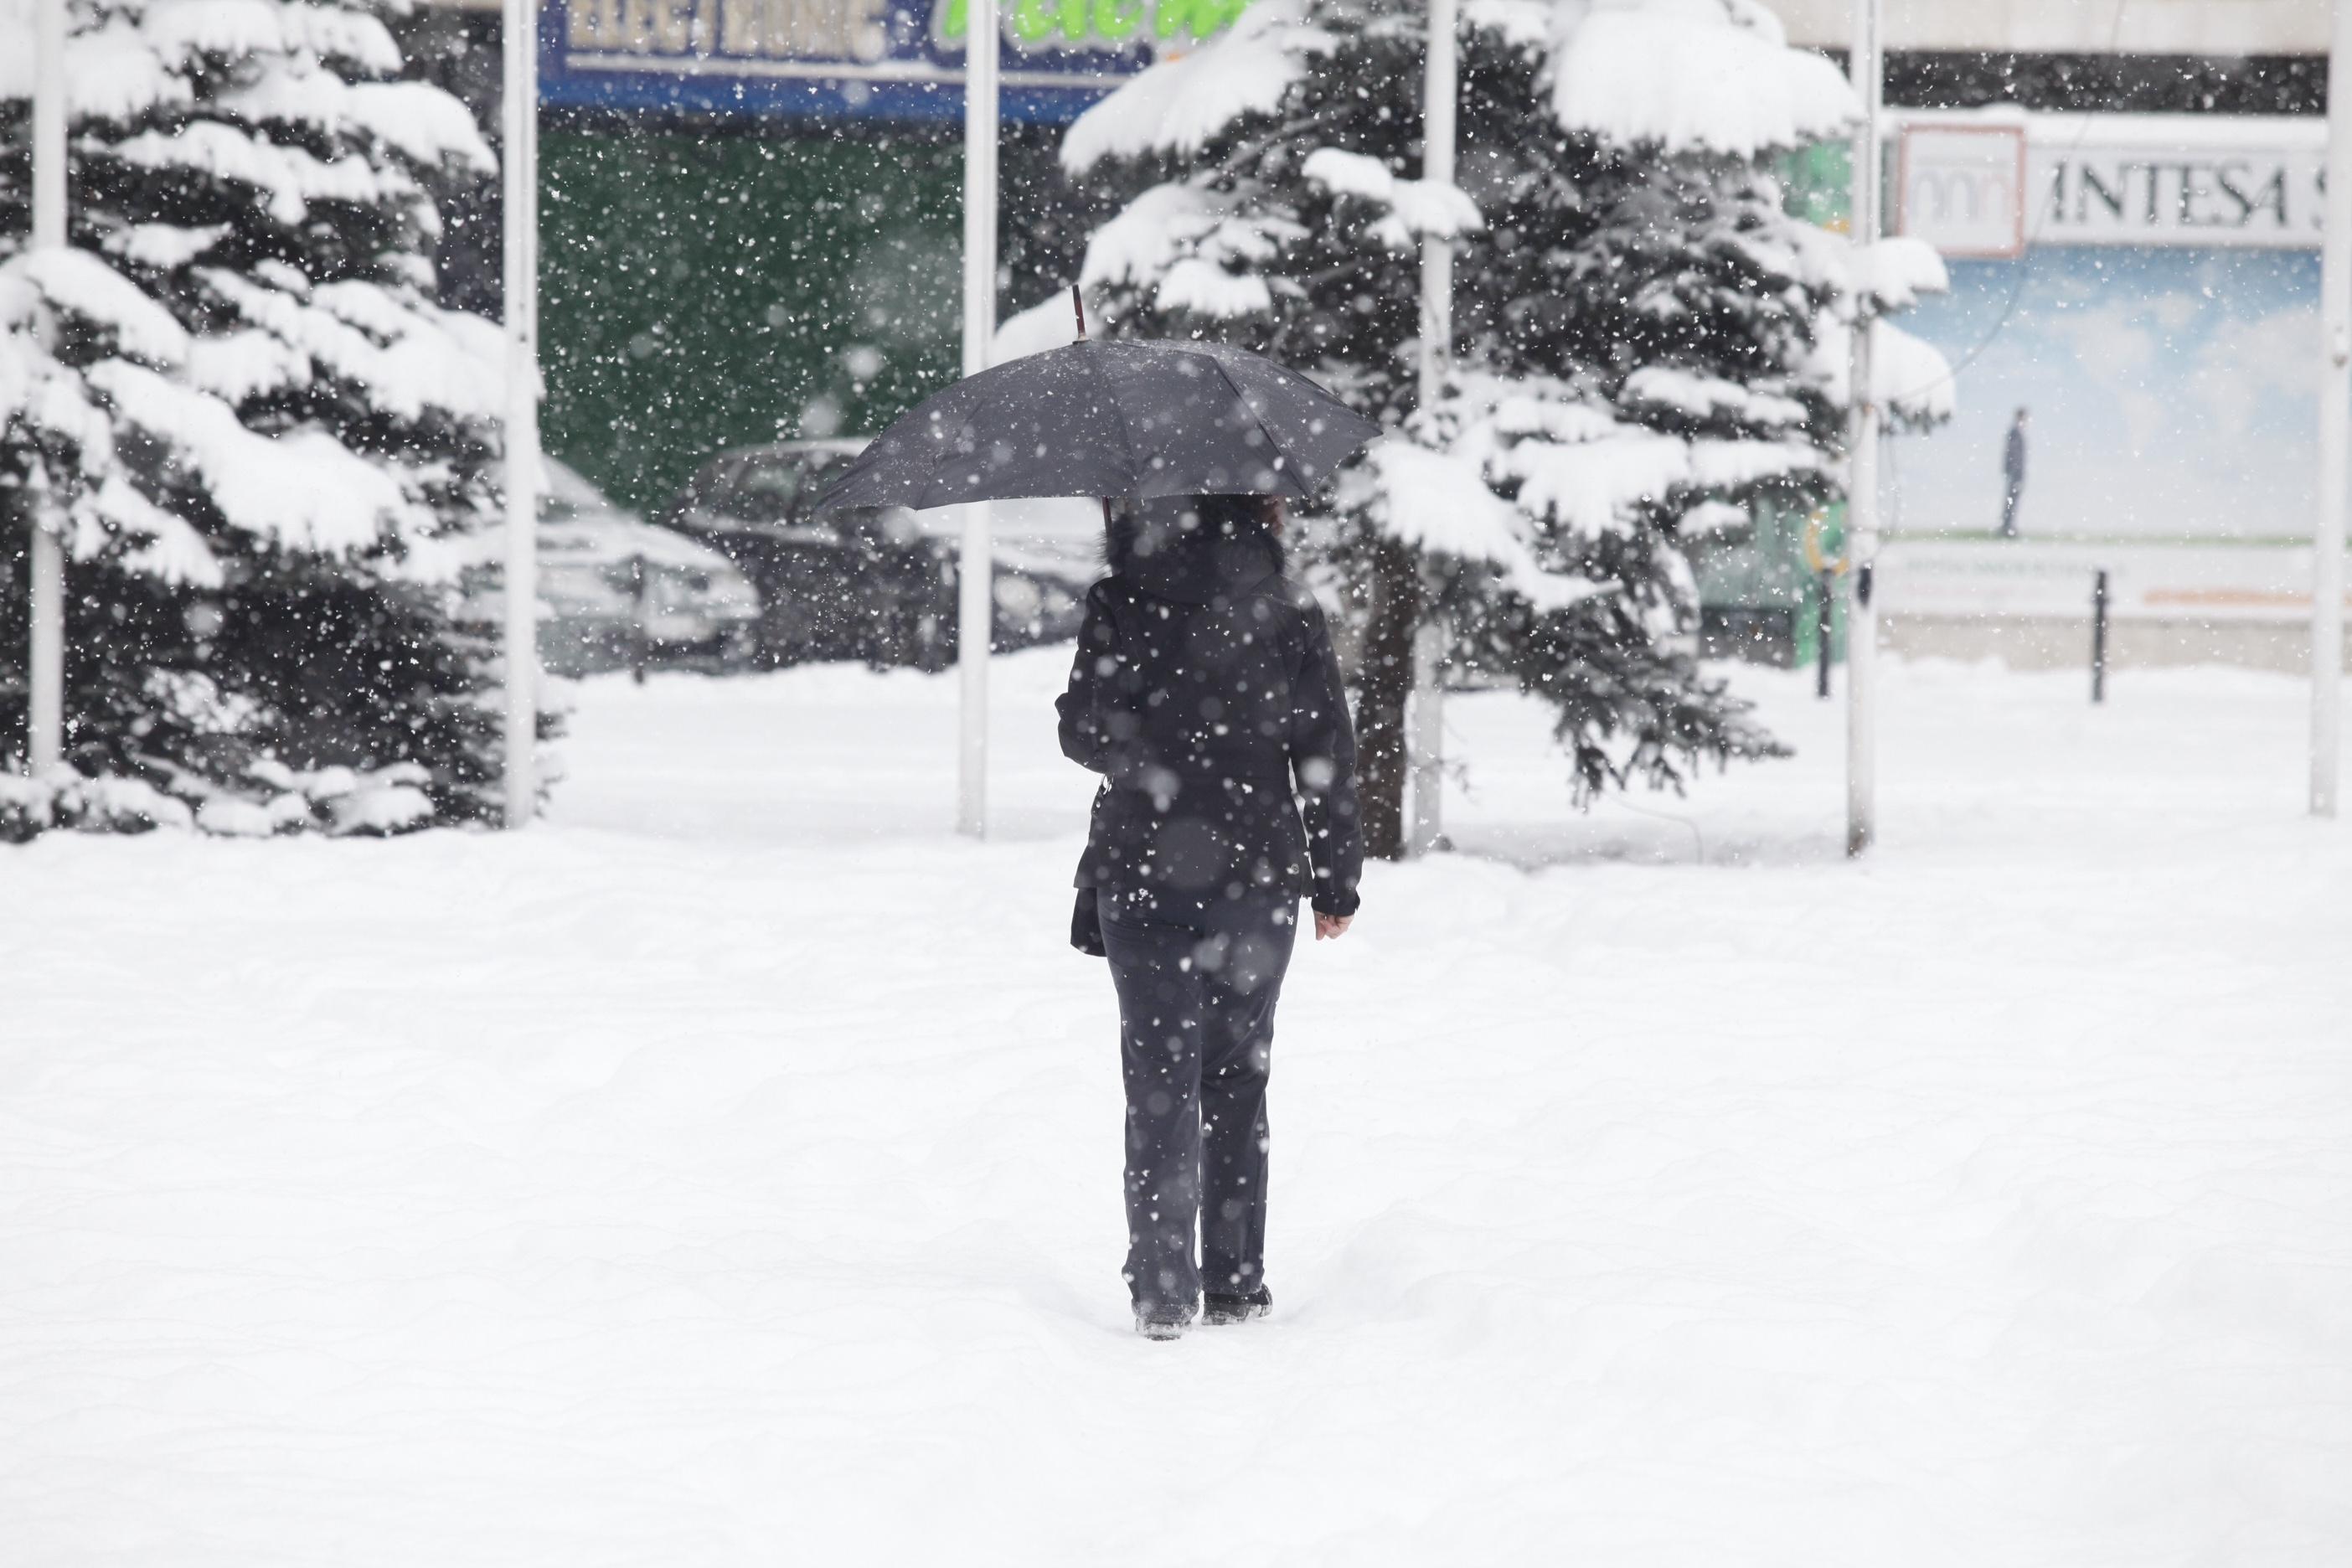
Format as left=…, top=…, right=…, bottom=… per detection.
left=1082, top=344, right=1153, bottom=491
left=1203, top=356, right=1307, bottom=487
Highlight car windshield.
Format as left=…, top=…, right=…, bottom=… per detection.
left=720, top=462, right=802, bottom=526
left=698, top=451, right=869, bottom=529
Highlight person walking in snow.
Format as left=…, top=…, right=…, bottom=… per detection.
left=1057, top=494, right=1363, bottom=1341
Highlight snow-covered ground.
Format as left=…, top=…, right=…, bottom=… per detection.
left=3, top=651, right=2347, bottom=1565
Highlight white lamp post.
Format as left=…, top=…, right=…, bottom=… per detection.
left=25, top=0, right=66, bottom=776
left=2313, top=0, right=2349, bottom=818
left=1844, top=0, right=1882, bottom=857
left=1406, top=0, right=1457, bottom=859
left=500, top=0, right=540, bottom=827
left=957, top=0, right=1000, bottom=839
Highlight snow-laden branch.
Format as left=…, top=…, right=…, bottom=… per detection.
left=90, top=472, right=224, bottom=586
left=15, top=248, right=192, bottom=368
left=114, top=121, right=420, bottom=227
left=1852, top=236, right=1951, bottom=313
left=89, top=358, right=425, bottom=554
left=1369, top=438, right=1608, bottom=612
left=1061, top=0, right=1329, bottom=171
left=1301, top=148, right=1482, bottom=251
left=1547, top=0, right=1857, bottom=159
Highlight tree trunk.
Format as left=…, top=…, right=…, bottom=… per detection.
left=1354, top=534, right=1421, bottom=860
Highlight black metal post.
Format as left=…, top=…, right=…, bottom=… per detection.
left=629, top=552, right=648, bottom=685
left=1816, top=569, right=1834, bottom=699
left=2091, top=568, right=2109, bottom=704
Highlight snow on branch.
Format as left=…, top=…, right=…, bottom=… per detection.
left=225, top=73, right=496, bottom=173
left=1445, top=373, right=1828, bottom=545
left=136, top=0, right=402, bottom=78
left=1870, top=322, right=1956, bottom=425
left=1080, top=183, right=1218, bottom=292
left=1302, top=148, right=1482, bottom=250
left=15, top=249, right=191, bottom=368
left=1078, top=181, right=1292, bottom=319
left=1853, top=236, right=1950, bottom=312
left=1463, top=0, right=1549, bottom=49
left=1061, top=0, right=1329, bottom=170
left=114, top=121, right=417, bottom=227
left=1802, top=317, right=1957, bottom=426
left=1548, top=0, right=1857, bottom=159
left=86, top=472, right=225, bottom=586
left=89, top=358, right=422, bottom=553
left=186, top=328, right=312, bottom=402
left=97, top=222, right=236, bottom=271
left=202, top=271, right=503, bottom=422
left=1370, top=438, right=1605, bottom=612
left=63, top=24, right=195, bottom=120
left=1156, top=257, right=1273, bottom=318
left=0, top=311, right=118, bottom=462
left=1619, top=366, right=1806, bottom=431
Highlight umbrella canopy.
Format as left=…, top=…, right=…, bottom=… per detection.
left=813, top=339, right=1383, bottom=511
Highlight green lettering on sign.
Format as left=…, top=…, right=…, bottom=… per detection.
left=1012, top=0, right=1059, bottom=42
left=931, top=0, right=1249, bottom=46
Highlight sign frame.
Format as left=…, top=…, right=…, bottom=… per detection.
left=1896, top=122, right=2029, bottom=260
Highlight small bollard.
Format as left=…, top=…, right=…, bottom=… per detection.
left=2091, top=567, right=2109, bottom=704
left=629, top=551, right=649, bottom=685
left=1816, top=569, right=1834, bottom=699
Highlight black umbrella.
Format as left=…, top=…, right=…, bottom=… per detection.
left=812, top=330, right=1381, bottom=512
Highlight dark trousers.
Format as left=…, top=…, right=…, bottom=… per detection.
left=2001, top=476, right=2024, bottom=538
left=1096, top=888, right=1298, bottom=1318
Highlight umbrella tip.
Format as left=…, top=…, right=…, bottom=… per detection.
left=1071, top=283, right=1086, bottom=342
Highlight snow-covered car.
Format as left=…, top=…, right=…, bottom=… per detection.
left=663, top=438, right=1091, bottom=672
left=472, top=462, right=761, bottom=677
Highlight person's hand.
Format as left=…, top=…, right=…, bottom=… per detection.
left=1314, top=911, right=1352, bottom=941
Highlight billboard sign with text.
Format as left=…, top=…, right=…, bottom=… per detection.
left=1896, top=113, right=2329, bottom=253
left=539, top=0, right=1247, bottom=122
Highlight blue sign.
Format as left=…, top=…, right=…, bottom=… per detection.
left=539, top=0, right=1248, bottom=123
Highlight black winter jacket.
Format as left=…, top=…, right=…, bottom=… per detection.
left=1057, top=498, right=1363, bottom=927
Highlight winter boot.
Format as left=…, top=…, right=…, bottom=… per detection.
left=1202, top=1287, right=1272, bottom=1326
left=1133, top=1308, right=1191, bottom=1341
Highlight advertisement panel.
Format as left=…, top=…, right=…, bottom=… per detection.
left=539, top=0, right=1240, bottom=121
left=1889, top=112, right=2327, bottom=544
left=1896, top=113, right=2329, bottom=253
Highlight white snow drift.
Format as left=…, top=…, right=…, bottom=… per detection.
left=2, top=651, right=2345, bottom=1565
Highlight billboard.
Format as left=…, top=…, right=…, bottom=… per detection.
left=1892, top=241, right=2321, bottom=542
left=1879, top=114, right=2331, bottom=544
left=539, top=0, right=1243, bottom=121
left=1896, top=112, right=2329, bottom=252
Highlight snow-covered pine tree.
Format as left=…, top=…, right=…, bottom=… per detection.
left=1055, top=0, right=1949, bottom=854
left=1, top=0, right=520, bottom=837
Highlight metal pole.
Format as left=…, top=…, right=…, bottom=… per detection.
left=2313, top=0, right=2351, bottom=818
left=2091, top=568, right=2109, bottom=704
left=629, top=552, right=648, bottom=686
left=1406, top=0, right=1456, bottom=859
left=1816, top=569, right=1834, bottom=699
left=25, top=0, right=67, bottom=776
left=1406, top=618, right=1445, bottom=855
left=956, top=0, right=999, bottom=839
left=1844, top=0, right=1882, bottom=857
left=499, top=0, right=540, bottom=826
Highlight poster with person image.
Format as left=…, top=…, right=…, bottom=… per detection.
left=1895, top=244, right=2318, bottom=542
left=1886, top=114, right=2326, bottom=544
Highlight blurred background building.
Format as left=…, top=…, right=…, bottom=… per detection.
left=385, top=0, right=2348, bottom=672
